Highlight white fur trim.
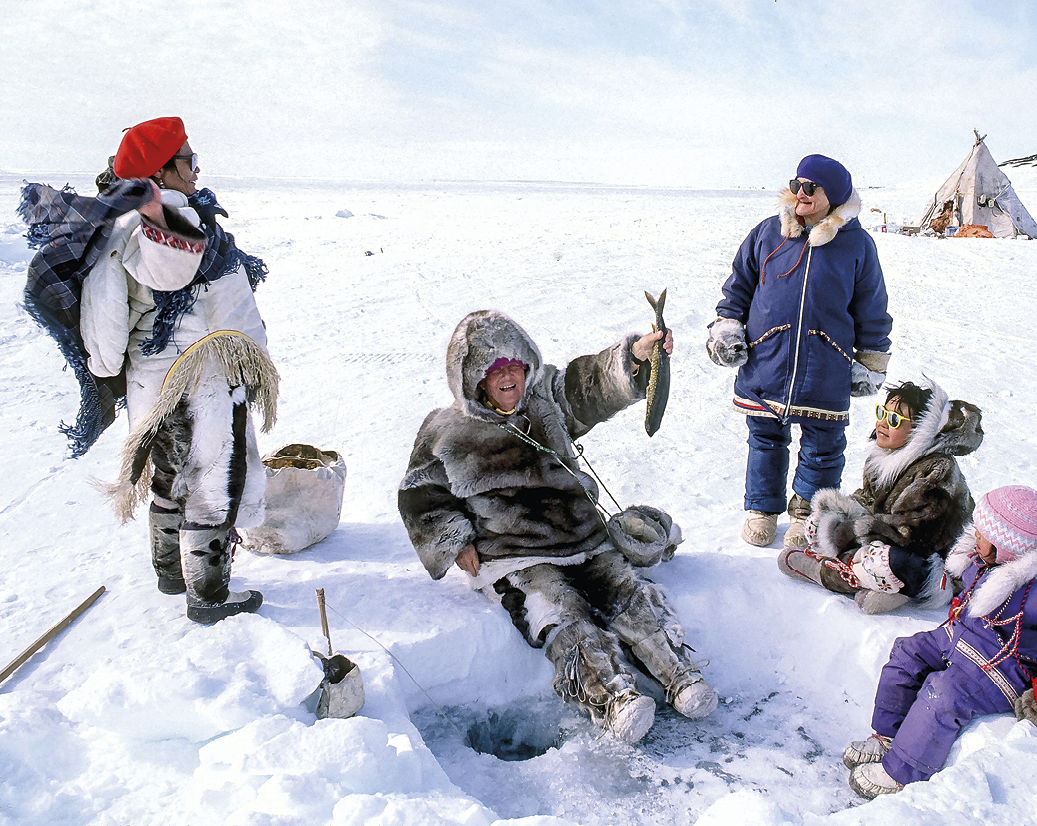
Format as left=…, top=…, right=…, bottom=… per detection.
left=468, top=548, right=602, bottom=591
left=778, top=189, right=862, bottom=247
left=945, top=524, right=977, bottom=578
left=967, top=552, right=1037, bottom=618
left=809, top=488, right=867, bottom=557
left=915, top=556, right=954, bottom=608
left=863, top=378, right=950, bottom=491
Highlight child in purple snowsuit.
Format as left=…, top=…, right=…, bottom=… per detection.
left=844, top=485, right=1037, bottom=799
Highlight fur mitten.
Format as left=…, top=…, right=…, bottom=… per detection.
left=855, top=589, right=911, bottom=615
left=706, top=318, right=748, bottom=367
left=808, top=489, right=867, bottom=557
left=850, top=360, right=885, bottom=397
left=1014, top=687, right=1037, bottom=725
left=607, top=505, right=682, bottom=567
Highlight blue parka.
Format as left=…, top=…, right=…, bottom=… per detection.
left=716, top=189, right=892, bottom=424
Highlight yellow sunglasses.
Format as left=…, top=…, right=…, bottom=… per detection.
left=875, top=405, right=907, bottom=429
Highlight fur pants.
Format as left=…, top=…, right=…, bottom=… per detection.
left=148, top=377, right=265, bottom=602
left=492, top=550, right=690, bottom=710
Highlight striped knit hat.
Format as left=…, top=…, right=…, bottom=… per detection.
left=973, top=485, right=1037, bottom=562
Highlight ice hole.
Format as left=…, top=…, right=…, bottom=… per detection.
left=465, top=708, right=562, bottom=761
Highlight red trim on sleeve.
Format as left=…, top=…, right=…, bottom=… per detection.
left=141, top=221, right=207, bottom=254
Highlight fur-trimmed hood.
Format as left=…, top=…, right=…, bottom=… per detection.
left=863, top=378, right=983, bottom=493
left=946, top=522, right=1037, bottom=618
left=446, top=310, right=544, bottom=421
left=778, top=188, right=863, bottom=247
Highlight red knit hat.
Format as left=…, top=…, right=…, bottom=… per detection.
left=113, top=117, right=187, bottom=179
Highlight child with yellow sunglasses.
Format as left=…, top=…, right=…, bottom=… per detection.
left=778, top=379, right=984, bottom=613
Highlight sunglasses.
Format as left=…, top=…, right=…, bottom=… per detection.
left=875, top=405, right=907, bottom=429
left=173, top=153, right=199, bottom=171
left=789, top=179, right=822, bottom=196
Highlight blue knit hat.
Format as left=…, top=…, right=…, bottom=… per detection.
left=795, top=154, right=852, bottom=206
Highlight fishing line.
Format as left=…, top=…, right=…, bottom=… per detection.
left=324, top=601, right=468, bottom=741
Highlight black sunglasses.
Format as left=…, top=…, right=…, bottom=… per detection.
left=790, top=179, right=822, bottom=196
left=173, top=153, right=199, bottom=171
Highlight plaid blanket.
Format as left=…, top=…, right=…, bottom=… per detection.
left=18, top=182, right=268, bottom=457
left=19, top=179, right=151, bottom=457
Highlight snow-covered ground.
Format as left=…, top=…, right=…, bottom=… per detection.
left=2, top=170, right=1037, bottom=826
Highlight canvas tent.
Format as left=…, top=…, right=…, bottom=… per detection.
left=916, top=131, right=1037, bottom=239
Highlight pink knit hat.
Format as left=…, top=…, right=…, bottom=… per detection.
left=973, top=485, right=1037, bottom=562
left=484, top=357, right=527, bottom=378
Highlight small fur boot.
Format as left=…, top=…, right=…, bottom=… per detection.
left=843, top=733, right=892, bottom=769
left=777, top=547, right=825, bottom=585
left=783, top=494, right=812, bottom=549
left=741, top=511, right=778, bottom=546
left=849, top=761, right=904, bottom=799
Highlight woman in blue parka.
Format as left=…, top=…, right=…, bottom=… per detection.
left=707, top=154, right=892, bottom=550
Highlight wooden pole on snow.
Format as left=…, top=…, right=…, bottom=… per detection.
left=0, top=586, right=106, bottom=686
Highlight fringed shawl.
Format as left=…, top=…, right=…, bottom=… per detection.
left=96, top=331, right=279, bottom=523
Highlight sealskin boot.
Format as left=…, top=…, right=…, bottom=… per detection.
left=605, top=690, right=656, bottom=744
left=783, top=494, right=812, bottom=549
left=149, top=503, right=186, bottom=595
left=777, top=547, right=824, bottom=586
left=547, top=621, right=655, bottom=743
left=181, top=525, right=263, bottom=624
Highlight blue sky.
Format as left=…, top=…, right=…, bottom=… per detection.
left=3, top=0, right=1035, bottom=187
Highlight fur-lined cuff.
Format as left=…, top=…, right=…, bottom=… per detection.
left=854, top=350, right=891, bottom=373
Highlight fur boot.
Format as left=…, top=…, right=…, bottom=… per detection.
left=545, top=619, right=655, bottom=743
left=783, top=494, right=812, bottom=549
left=610, top=590, right=718, bottom=720
left=742, top=511, right=778, bottom=546
left=149, top=502, right=185, bottom=594
left=181, top=525, right=263, bottom=624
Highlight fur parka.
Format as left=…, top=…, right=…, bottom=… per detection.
left=398, top=310, right=649, bottom=582
left=809, top=379, right=983, bottom=601
left=715, top=188, right=892, bottom=423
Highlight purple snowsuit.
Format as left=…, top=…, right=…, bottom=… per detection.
left=871, top=555, right=1037, bottom=785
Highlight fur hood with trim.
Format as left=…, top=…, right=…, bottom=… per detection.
left=946, top=522, right=1037, bottom=619
left=862, top=379, right=984, bottom=493
left=778, top=188, right=864, bottom=248
left=446, top=310, right=544, bottom=421
left=400, top=312, right=649, bottom=580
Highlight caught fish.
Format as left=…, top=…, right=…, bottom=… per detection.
left=644, top=289, right=670, bottom=437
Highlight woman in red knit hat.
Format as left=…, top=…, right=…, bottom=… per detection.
left=76, top=116, right=277, bottom=624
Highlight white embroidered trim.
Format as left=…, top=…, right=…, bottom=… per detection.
left=954, top=638, right=1020, bottom=705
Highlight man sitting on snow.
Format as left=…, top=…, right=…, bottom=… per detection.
left=398, top=309, right=718, bottom=743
